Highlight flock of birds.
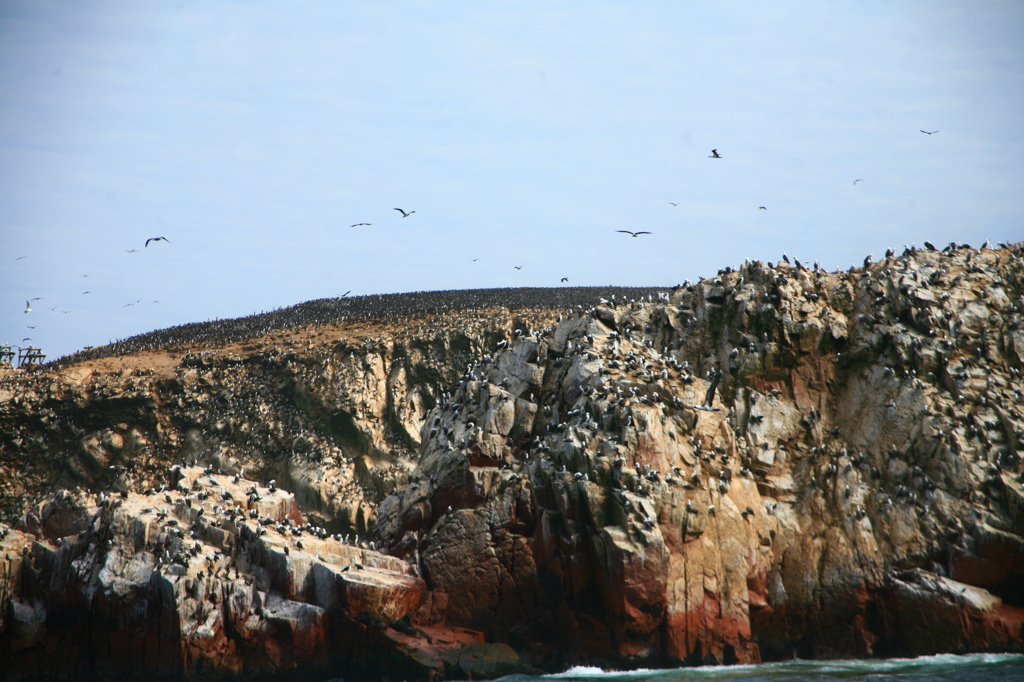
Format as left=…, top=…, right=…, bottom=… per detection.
left=349, top=134, right=942, bottom=254
left=6, top=130, right=945, bottom=366
left=7, top=235, right=173, bottom=364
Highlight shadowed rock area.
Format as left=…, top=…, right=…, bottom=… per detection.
left=2, top=245, right=1024, bottom=680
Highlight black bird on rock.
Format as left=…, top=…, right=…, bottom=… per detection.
left=692, top=369, right=722, bottom=412
left=704, top=369, right=722, bottom=408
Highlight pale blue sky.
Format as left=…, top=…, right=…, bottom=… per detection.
left=2, top=1, right=1022, bottom=360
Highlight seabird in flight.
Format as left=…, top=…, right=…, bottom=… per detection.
left=24, top=301, right=31, bottom=313
left=669, top=202, right=679, bottom=207
left=759, top=206, right=767, bottom=210
left=617, top=231, right=651, bottom=238
left=853, top=179, right=863, bottom=185
left=393, top=208, right=415, bottom=218
left=920, top=130, right=938, bottom=135
left=561, top=277, right=569, bottom=282
left=514, top=266, right=522, bottom=270
left=126, top=249, right=137, bottom=253
left=350, top=223, right=371, bottom=227
left=709, top=149, right=722, bottom=158
left=145, top=236, right=169, bottom=247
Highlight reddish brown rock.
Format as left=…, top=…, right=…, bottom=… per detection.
left=2, top=244, right=1024, bottom=678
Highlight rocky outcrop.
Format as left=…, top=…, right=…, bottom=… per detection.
left=375, top=243, right=1024, bottom=669
left=1, top=244, right=1023, bottom=678
left=0, top=468, right=531, bottom=680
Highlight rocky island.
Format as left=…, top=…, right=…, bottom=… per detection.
left=1, top=244, right=1022, bottom=680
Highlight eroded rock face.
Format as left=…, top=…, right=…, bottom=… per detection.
left=375, top=243, right=1024, bottom=669
left=0, top=469, right=529, bottom=680
left=0, top=308, right=564, bottom=532
left=1, top=244, right=1024, bottom=678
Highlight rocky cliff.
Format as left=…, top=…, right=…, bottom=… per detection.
left=2, top=247, right=1023, bottom=679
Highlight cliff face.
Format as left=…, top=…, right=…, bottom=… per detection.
left=2, top=248, right=1023, bottom=678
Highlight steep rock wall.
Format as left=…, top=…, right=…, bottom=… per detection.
left=1, top=247, right=1023, bottom=678
left=374, top=244, right=1024, bottom=669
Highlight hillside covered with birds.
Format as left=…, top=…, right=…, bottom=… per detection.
left=0, top=243, right=1022, bottom=680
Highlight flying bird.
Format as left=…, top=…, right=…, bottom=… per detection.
left=24, top=301, right=31, bottom=313
left=669, top=202, right=679, bottom=207
left=471, top=258, right=479, bottom=262
left=709, top=149, right=722, bottom=158
left=350, top=223, right=371, bottom=227
left=15, top=256, right=27, bottom=260
left=853, top=179, right=863, bottom=185
left=393, top=208, right=415, bottom=218
left=126, top=249, right=137, bottom=253
left=341, top=290, right=351, bottom=297
left=145, top=237, right=169, bottom=247
left=920, top=130, right=939, bottom=135
left=617, top=230, right=651, bottom=237
left=514, top=266, right=522, bottom=270
left=561, top=277, right=569, bottom=282
left=759, top=206, right=767, bottom=210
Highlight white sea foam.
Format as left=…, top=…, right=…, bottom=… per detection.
left=527, top=652, right=1024, bottom=681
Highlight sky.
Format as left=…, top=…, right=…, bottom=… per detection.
left=2, top=0, right=1023, bottom=362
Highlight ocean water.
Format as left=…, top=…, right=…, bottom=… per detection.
left=492, top=653, right=1024, bottom=682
